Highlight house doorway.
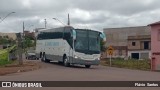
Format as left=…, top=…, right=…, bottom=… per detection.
left=131, top=53, right=139, bottom=59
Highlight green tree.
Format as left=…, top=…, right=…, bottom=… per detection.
left=24, top=37, right=32, bottom=48
left=23, top=35, right=35, bottom=48
left=0, top=38, right=9, bottom=45
left=25, top=35, right=34, bottom=40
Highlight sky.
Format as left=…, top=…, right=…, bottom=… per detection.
left=0, top=0, right=160, bottom=33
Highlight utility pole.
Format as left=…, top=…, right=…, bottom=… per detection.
left=17, top=22, right=25, bottom=65
left=23, top=21, right=25, bottom=52
left=23, top=21, right=25, bottom=38
left=16, top=32, right=23, bottom=65
left=67, top=13, right=70, bottom=26
left=44, top=19, right=47, bottom=28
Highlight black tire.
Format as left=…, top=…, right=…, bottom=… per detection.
left=63, top=57, right=70, bottom=67
left=58, top=61, right=63, bottom=64
left=42, top=54, right=46, bottom=62
left=40, top=52, right=42, bottom=58
left=41, top=58, right=44, bottom=62
left=41, top=56, right=44, bottom=62
left=42, top=54, right=50, bottom=63
left=85, top=65, right=91, bottom=68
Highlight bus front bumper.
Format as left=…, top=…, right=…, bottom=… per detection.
left=70, top=58, right=100, bottom=65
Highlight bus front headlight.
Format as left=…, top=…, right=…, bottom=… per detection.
left=74, top=55, right=78, bottom=59
left=96, top=58, right=100, bottom=60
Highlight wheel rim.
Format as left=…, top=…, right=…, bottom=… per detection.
left=64, top=58, right=67, bottom=66
left=43, top=55, right=46, bottom=61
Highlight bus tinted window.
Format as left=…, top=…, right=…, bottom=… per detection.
left=37, top=31, right=63, bottom=40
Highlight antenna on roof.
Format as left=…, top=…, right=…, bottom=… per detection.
left=67, top=13, right=70, bottom=26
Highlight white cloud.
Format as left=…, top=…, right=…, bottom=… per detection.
left=70, top=9, right=92, bottom=21
left=0, top=0, right=160, bottom=32
left=22, top=0, right=31, bottom=8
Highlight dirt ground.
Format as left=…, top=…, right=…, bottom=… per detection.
left=0, top=60, right=41, bottom=76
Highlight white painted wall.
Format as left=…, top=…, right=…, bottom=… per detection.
left=128, top=50, right=151, bottom=60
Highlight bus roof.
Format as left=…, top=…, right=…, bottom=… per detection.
left=36, top=26, right=103, bottom=33
left=37, top=26, right=73, bottom=32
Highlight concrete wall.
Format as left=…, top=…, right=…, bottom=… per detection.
left=103, top=26, right=151, bottom=58
left=150, top=24, right=160, bottom=70
left=128, top=35, right=151, bottom=50
left=128, top=40, right=141, bottom=50
left=0, top=33, right=17, bottom=40
left=104, top=26, right=151, bottom=46
left=112, top=49, right=127, bottom=58
left=128, top=50, right=151, bottom=60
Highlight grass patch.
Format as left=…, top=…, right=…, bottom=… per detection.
left=0, top=60, right=13, bottom=67
left=0, top=52, right=12, bottom=66
left=101, top=58, right=151, bottom=71
left=0, top=52, right=8, bottom=60
left=0, top=45, right=17, bottom=66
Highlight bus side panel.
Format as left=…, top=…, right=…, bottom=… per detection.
left=43, top=39, right=62, bottom=61
left=36, top=39, right=73, bottom=62
left=35, top=40, right=45, bottom=58
left=63, top=40, right=73, bottom=63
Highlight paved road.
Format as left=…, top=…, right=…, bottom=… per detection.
left=0, top=60, right=160, bottom=90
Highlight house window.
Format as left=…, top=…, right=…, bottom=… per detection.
left=132, top=42, right=136, bottom=46
left=144, top=41, right=149, bottom=49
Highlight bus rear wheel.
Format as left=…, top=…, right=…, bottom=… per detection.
left=42, top=54, right=50, bottom=63
left=85, top=65, right=91, bottom=68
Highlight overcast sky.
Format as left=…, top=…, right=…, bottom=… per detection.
left=0, top=0, right=160, bottom=33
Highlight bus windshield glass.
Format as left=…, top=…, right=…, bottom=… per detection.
left=74, top=29, right=100, bottom=54
left=74, top=30, right=88, bottom=51
left=89, top=31, right=100, bottom=52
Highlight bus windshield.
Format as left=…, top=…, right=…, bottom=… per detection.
left=74, top=29, right=100, bottom=54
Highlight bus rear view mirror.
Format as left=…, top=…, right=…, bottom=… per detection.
left=72, top=30, right=76, bottom=40
left=100, top=33, right=106, bottom=42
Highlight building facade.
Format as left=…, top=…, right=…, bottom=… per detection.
left=128, top=35, right=151, bottom=59
left=149, top=21, right=160, bottom=70
left=24, top=31, right=35, bottom=39
left=103, top=26, right=151, bottom=59
left=0, top=33, right=17, bottom=40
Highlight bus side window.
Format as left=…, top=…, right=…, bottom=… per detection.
left=37, top=33, right=42, bottom=40
left=63, top=29, right=73, bottom=48
left=64, top=30, right=71, bottom=39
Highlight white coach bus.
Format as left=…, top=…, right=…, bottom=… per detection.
left=35, top=26, right=106, bottom=68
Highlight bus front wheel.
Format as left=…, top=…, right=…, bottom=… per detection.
left=85, top=65, right=91, bottom=68
left=63, top=57, right=70, bottom=67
